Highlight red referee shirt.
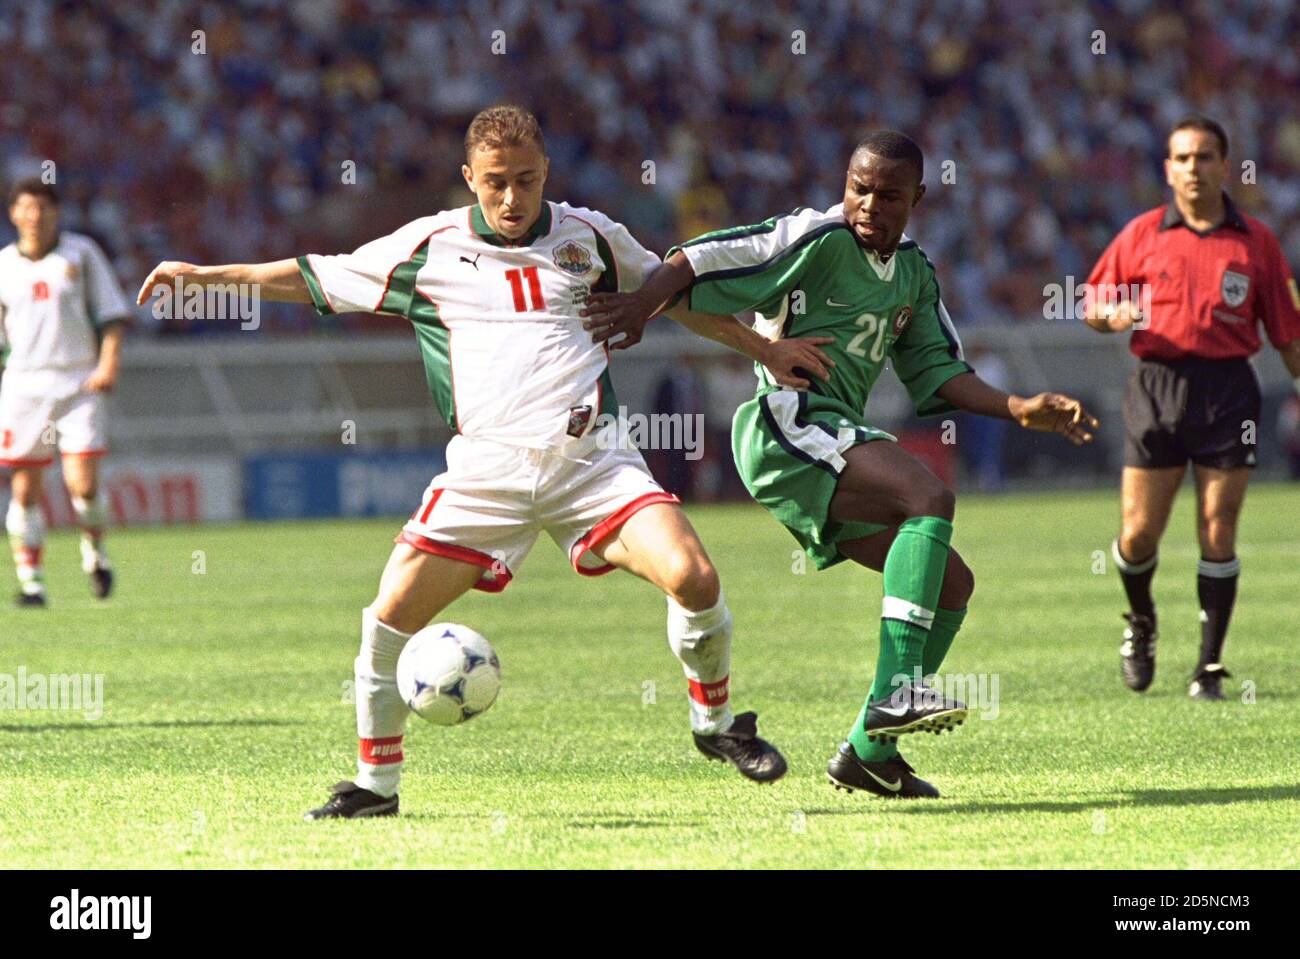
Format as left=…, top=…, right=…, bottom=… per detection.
left=1086, top=193, right=1300, bottom=360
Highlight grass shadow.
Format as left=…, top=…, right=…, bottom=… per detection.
left=565, top=815, right=708, bottom=830
left=803, top=784, right=1299, bottom=817
left=0, top=718, right=303, bottom=733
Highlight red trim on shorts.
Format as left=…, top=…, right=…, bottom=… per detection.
left=395, top=530, right=512, bottom=593
left=0, top=456, right=55, bottom=467
left=61, top=448, right=107, bottom=459
left=568, top=491, right=681, bottom=577
left=359, top=735, right=404, bottom=766
left=417, top=488, right=444, bottom=524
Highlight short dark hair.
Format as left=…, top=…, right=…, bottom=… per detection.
left=7, top=176, right=59, bottom=208
left=853, top=131, right=924, bottom=183
left=1169, top=115, right=1229, bottom=158
left=464, top=105, right=546, bottom=162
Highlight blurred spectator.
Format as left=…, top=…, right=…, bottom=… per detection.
left=1, top=0, right=1297, bottom=335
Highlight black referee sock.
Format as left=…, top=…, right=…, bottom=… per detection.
left=1112, top=540, right=1157, bottom=620
left=1197, top=556, right=1240, bottom=669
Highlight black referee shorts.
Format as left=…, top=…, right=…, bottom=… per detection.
left=1123, top=356, right=1262, bottom=470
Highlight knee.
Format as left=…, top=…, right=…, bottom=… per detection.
left=1118, top=527, right=1158, bottom=562
left=11, top=486, right=39, bottom=509
left=10, top=472, right=40, bottom=507
left=68, top=480, right=97, bottom=501
left=1199, top=514, right=1237, bottom=557
left=905, top=481, right=955, bottom=521
left=664, top=550, right=721, bottom=611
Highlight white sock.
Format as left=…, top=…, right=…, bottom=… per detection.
left=6, top=501, right=45, bottom=594
left=354, top=607, right=413, bottom=798
left=71, top=495, right=109, bottom=572
left=667, top=592, right=734, bottom=735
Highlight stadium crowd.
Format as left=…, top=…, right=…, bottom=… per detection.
left=2, top=0, right=1298, bottom=334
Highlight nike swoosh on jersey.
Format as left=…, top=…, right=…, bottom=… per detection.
left=865, top=768, right=902, bottom=792
left=826, top=297, right=852, bottom=307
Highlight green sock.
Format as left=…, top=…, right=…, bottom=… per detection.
left=923, top=606, right=968, bottom=680
left=850, top=606, right=968, bottom=763
left=848, top=516, right=953, bottom=762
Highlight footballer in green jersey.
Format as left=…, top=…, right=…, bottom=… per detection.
left=583, top=131, right=1098, bottom=798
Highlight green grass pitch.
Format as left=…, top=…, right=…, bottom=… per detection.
left=4, top=484, right=1298, bottom=869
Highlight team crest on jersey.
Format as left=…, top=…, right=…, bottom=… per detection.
left=1221, top=269, right=1250, bottom=308
left=567, top=404, right=594, bottom=437
left=552, top=241, right=594, bottom=276
left=892, top=306, right=913, bottom=336
left=65, top=263, right=79, bottom=280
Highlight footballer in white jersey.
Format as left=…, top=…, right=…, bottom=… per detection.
left=138, top=105, right=788, bottom=818
left=1, top=179, right=130, bottom=606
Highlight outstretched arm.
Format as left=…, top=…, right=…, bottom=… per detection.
left=582, top=251, right=695, bottom=348
left=668, top=305, right=836, bottom=390
left=937, top=372, right=1098, bottom=445
left=83, top=322, right=126, bottom=393
left=136, top=258, right=311, bottom=305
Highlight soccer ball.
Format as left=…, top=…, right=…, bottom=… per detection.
left=396, top=623, right=501, bottom=726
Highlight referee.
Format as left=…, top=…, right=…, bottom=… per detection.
left=1084, top=115, right=1300, bottom=700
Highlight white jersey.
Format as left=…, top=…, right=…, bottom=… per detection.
left=299, top=201, right=660, bottom=449
left=0, top=232, right=132, bottom=372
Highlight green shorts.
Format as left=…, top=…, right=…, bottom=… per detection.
left=732, top=389, right=896, bottom=570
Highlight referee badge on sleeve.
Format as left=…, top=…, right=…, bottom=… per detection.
left=1221, top=269, right=1250, bottom=308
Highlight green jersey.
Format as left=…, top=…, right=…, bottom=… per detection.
left=670, top=204, right=972, bottom=417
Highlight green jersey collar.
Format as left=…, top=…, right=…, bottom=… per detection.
left=471, top=201, right=552, bottom=247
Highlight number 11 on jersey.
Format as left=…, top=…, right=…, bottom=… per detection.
left=504, top=266, right=545, bottom=312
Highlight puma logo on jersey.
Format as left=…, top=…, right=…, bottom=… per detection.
left=459, top=254, right=481, bottom=270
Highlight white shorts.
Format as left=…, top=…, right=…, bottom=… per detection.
left=398, top=430, right=679, bottom=592
left=0, top=368, right=107, bottom=467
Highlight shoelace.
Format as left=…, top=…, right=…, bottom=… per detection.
left=718, top=722, right=770, bottom=762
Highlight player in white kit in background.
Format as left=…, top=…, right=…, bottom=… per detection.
left=138, top=106, right=788, bottom=818
left=1, top=179, right=130, bottom=606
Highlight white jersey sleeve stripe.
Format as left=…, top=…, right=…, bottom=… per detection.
left=300, top=215, right=449, bottom=316
left=936, top=299, right=965, bottom=360
left=677, top=205, right=844, bottom=281
left=372, top=225, right=458, bottom=313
